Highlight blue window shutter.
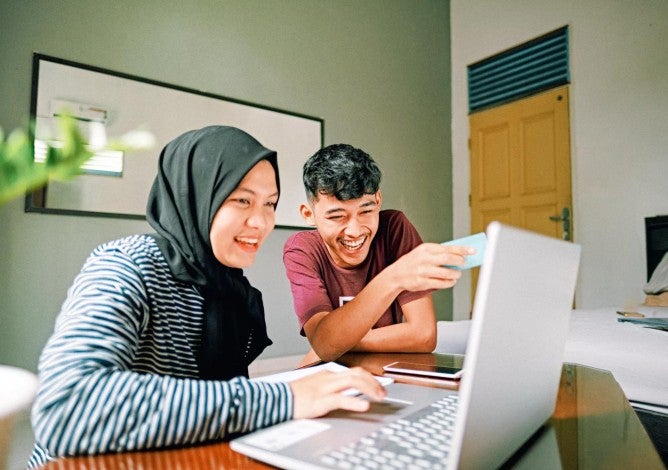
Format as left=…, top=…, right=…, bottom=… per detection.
left=468, top=27, right=570, bottom=113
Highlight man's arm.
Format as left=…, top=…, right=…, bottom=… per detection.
left=303, top=243, right=469, bottom=361
left=351, top=295, right=437, bottom=353
left=302, top=265, right=405, bottom=361
left=298, top=296, right=436, bottom=366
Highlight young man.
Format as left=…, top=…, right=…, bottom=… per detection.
left=283, top=144, right=474, bottom=363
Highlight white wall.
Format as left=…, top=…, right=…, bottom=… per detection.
left=451, top=0, right=668, bottom=318
left=0, top=0, right=452, bottom=370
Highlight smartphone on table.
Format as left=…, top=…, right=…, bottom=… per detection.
left=382, top=361, right=464, bottom=380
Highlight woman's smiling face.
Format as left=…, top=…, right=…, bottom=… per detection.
left=209, top=160, right=279, bottom=268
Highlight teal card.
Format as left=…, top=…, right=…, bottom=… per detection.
left=441, top=232, right=487, bottom=270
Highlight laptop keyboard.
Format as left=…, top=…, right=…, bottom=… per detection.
left=318, top=394, right=459, bottom=469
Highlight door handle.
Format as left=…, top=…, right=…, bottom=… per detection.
left=549, top=207, right=571, bottom=241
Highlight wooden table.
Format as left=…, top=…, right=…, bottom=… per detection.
left=41, top=353, right=664, bottom=469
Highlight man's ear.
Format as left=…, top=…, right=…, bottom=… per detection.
left=299, top=203, right=317, bottom=226
left=375, top=190, right=382, bottom=208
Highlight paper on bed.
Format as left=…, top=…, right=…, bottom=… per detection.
left=617, top=316, right=668, bottom=331
left=442, top=232, right=487, bottom=270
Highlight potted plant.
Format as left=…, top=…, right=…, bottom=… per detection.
left=0, top=115, right=154, bottom=205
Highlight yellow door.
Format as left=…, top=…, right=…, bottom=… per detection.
left=469, top=86, right=573, bottom=300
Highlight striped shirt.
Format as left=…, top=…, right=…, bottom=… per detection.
left=28, top=235, right=292, bottom=467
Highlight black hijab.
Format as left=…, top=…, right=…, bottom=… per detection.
left=146, top=126, right=279, bottom=380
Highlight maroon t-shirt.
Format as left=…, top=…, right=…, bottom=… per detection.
left=283, top=209, right=428, bottom=335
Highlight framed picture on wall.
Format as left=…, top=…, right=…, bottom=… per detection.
left=26, top=53, right=323, bottom=228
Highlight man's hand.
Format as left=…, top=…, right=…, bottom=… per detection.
left=290, top=367, right=387, bottom=419
left=388, top=242, right=474, bottom=292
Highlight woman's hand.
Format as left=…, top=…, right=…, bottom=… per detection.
left=289, top=367, right=387, bottom=419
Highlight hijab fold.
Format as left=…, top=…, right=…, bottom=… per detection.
left=146, top=126, right=279, bottom=380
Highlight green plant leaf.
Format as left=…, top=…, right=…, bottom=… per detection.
left=0, top=115, right=153, bottom=206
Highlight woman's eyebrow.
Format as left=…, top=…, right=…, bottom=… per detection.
left=234, top=187, right=279, bottom=198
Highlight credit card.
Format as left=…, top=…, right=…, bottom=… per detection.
left=441, top=232, right=487, bottom=270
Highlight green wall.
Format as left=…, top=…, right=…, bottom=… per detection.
left=0, top=0, right=452, bottom=370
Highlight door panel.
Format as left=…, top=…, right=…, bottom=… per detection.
left=470, top=86, right=573, bottom=307
left=522, top=204, right=560, bottom=238
left=521, top=112, right=557, bottom=195
left=471, top=86, right=572, bottom=238
left=479, top=124, right=511, bottom=200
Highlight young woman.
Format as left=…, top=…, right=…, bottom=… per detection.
left=28, top=126, right=385, bottom=467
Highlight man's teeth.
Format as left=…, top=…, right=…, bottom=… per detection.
left=341, top=238, right=365, bottom=249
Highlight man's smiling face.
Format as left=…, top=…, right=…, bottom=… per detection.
left=300, top=191, right=381, bottom=269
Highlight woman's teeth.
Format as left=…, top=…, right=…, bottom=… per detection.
left=236, top=237, right=258, bottom=246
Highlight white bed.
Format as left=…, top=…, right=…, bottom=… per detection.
left=562, top=306, right=668, bottom=413
left=436, top=307, right=668, bottom=413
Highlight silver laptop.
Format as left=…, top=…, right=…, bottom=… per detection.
left=231, top=222, right=581, bottom=469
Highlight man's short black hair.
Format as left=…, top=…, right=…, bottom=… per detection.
left=303, top=144, right=382, bottom=202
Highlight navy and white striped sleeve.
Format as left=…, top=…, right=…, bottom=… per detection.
left=31, top=247, right=293, bottom=461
